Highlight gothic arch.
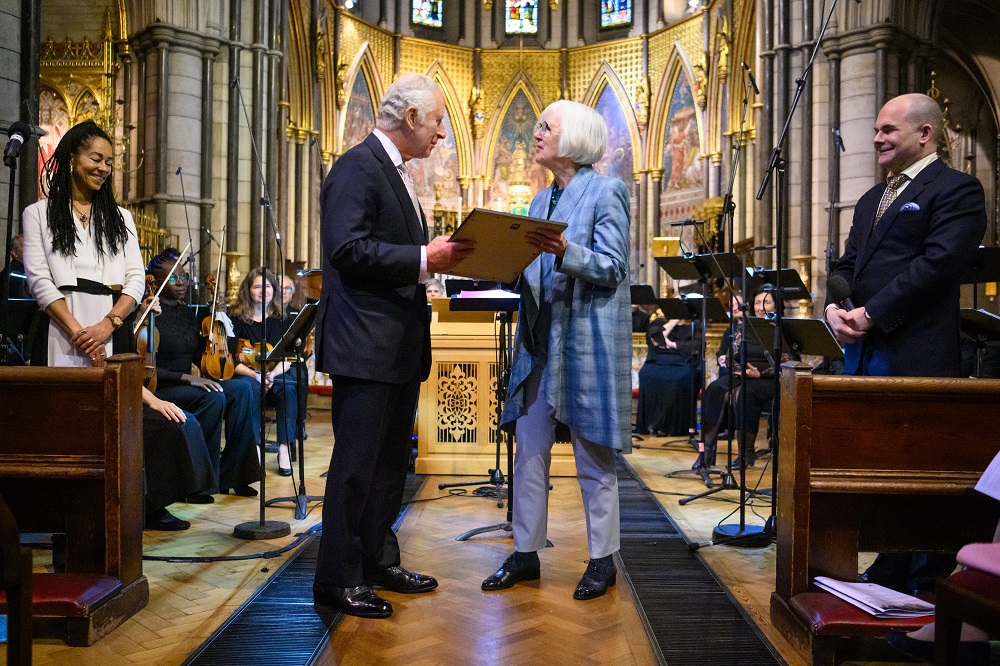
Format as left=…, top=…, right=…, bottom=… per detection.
left=481, top=73, right=545, bottom=177
left=286, top=0, right=316, bottom=135
left=582, top=62, right=641, bottom=176
left=646, top=45, right=704, bottom=171
left=337, top=43, right=384, bottom=153
left=425, top=62, right=473, bottom=180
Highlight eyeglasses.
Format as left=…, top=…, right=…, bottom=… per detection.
left=167, top=274, right=189, bottom=284
left=534, top=121, right=551, bottom=135
left=282, top=286, right=294, bottom=293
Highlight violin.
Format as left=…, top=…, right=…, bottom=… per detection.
left=200, top=272, right=235, bottom=380
left=136, top=275, right=159, bottom=392
left=237, top=337, right=275, bottom=373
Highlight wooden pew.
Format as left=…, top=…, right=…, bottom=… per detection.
left=0, top=354, right=148, bottom=645
left=771, top=363, right=1000, bottom=660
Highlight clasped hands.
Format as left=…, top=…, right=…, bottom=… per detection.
left=826, top=306, right=872, bottom=344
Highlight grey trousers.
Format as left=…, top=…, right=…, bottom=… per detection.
left=512, top=368, right=621, bottom=559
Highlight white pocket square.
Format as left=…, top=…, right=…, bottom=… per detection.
left=900, top=202, right=920, bottom=212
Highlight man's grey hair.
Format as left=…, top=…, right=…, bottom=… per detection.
left=901, top=93, right=944, bottom=141
left=546, top=100, right=608, bottom=166
left=376, top=74, right=440, bottom=132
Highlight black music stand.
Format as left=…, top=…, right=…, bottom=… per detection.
left=436, top=296, right=523, bottom=541
left=745, top=267, right=811, bottom=301
left=960, top=246, right=1000, bottom=310
left=445, top=279, right=500, bottom=297
left=961, top=309, right=1000, bottom=378
left=253, top=303, right=318, bottom=522
left=630, top=284, right=657, bottom=305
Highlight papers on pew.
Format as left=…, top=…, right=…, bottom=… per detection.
left=814, top=576, right=935, bottom=619
left=974, top=448, right=1000, bottom=502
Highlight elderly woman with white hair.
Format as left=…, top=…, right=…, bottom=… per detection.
left=482, top=100, right=632, bottom=600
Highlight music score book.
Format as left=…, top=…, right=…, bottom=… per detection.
left=446, top=208, right=568, bottom=283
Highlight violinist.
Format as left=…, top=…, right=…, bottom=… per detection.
left=22, top=120, right=145, bottom=367
left=147, top=249, right=261, bottom=497
left=229, top=268, right=301, bottom=477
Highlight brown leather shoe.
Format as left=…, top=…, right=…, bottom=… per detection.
left=313, top=583, right=392, bottom=618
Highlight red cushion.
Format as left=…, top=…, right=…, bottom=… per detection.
left=944, top=569, right=1000, bottom=598
left=790, top=592, right=934, bottom=637
left=309, top=384, right=332, bottom=396
left=0, top=573, right=121, bottom=617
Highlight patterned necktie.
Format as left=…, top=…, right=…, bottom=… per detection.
left=874, top=173, right=909, bottom=224
left=397, top=163, right=424, bottom=228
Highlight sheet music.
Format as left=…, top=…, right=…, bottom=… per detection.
left=975, top=449, right=1000, bottom=502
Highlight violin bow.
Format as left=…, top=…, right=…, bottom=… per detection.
left=133, top=240, right=192, bottom=335
left=211, top=224, right=227, bottom=319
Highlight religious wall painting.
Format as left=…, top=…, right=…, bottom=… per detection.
left=486, top=89, right=549, bottom=215
left=601, top=0, right=632, bottom=28
left=412, top=0, right=443, bottom=28
left=411, top=106, right=460, bottom=210
left=659, top=68, right=704, bottom=228
left=593, top=84, right=637, bottom=204
left=506, top=0, right=539, bottom=35
left=342, top=68, right=376, bottom=152
left=38, top=86, right=70, bottom=194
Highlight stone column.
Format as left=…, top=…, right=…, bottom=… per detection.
left=200, top=45, right=219, bottom=283
left=226, top=0, right=243, bottom=266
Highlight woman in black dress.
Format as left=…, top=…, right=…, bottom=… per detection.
left=229, top=268, right=302, bottom=477
left=148, top=249, right=261, bottom=496
left=635, top=317, right=698, bottom=437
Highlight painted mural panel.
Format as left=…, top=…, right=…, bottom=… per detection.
left=343, top=70, right=376, bottom=152
left=486, top=89, right=549, bottom=215
left=593, top=84, right=636, bottom=202
left=38, top=86, right=70, bottom=194
left=660, top=69, right=703, bottom=230
left=411, top=106, right=460, bottom=210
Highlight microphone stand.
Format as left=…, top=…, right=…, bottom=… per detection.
left=825, top=128, right=845, bottom=275
left=1, top=131, right=23, bottom=366
left=677, top=63, right=754, bottom=507
left=231, top=77, right=291, bottom=540
left=175, top=168, right=207, bottom=318
left=717, top=0, right=844, bottom=546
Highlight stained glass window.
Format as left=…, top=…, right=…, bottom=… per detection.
left=600, top=0, right=632, bottom=28
left=506, top=0, right=538, bottom=35
left=412, top=0, right=443, bottom=28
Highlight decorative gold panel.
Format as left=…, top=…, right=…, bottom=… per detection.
left=399, top=38, right=474, bottom=120
left=480, top=50, right=560, bottom=125
left=437, top=362, right=479, bottom=443
left=340, top=13, right=395, bottom=89
left=567, top=39, right=642, bottom=108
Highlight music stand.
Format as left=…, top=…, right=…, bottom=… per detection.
left=745, top=267, right=811, bottom=301
left=254, top=303, right=319, bottom=521
left=630, top=284, right=657, bottom=305
left=961, top=309, right=1000, bottom=378
left=445, top=279, right=500, bottom=297
left=434, top=296, right=521, bottom=540
left=960, top=246, right=1000, bottom=310
left=0, top=298, right=38, bottom=365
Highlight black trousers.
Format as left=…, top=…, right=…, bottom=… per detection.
left=315, top=375, right=421, bottom=588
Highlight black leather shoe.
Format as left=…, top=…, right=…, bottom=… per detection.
left=185, top=494, right=215, bottom=504
left=482, top=551, right=540, bottom=591
left=312, top=583, right=393, bottom=619
left=277, top=466, right=292, bottom=477
left=574, top=555, right=617, bottom=600
left=885, top=629, right=990, bottom=665
left=367, top=566, right=438, bottom=593
left=226, top=484, right=258, bottom=497
left=145, top=508, right=191, bottom=531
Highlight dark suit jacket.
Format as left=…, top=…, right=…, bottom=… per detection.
left=315, top=133, right=431, bottom=385
left=829, top=158, right=987, bottom=377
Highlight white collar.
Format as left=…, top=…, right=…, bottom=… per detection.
left=372, top=128, right=404, bottom=169
left=892, top=152, right=939, bottom=181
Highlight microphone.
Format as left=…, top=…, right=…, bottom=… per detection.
left=832, top=128, right=845, bottom=152
left=827, top=275, right=855, bottom=310
left=669, top=218, right=705, bottom=227
left=742, top=62, right=760, bottom=95
left=4, top=121, right=31, bottom=168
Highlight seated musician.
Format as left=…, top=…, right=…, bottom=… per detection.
left=147, top=249, right=262, bottom=497
left=700, top=286, right=783, bottom=470
left=692, top=293, right=742, bottom=470
left=634, top=317, right=698, bottom=437
left=229, top=268, right=302, bottom=477
left=141, top=385, right=216, bottom=530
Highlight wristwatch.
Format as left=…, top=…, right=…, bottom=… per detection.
left=105, top=313, right=124, bottom=329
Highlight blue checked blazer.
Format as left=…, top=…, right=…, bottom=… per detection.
left=500, top=167, right=633, bottom=451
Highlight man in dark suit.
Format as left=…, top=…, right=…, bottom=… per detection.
left=312, top=74, right=472, bottom=619
left=825, top=93, right=987, bottom=378
left=825, top=93, right=987, bottom=594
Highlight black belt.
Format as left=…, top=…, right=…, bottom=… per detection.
left=59, top=278, right=123, bottom=296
